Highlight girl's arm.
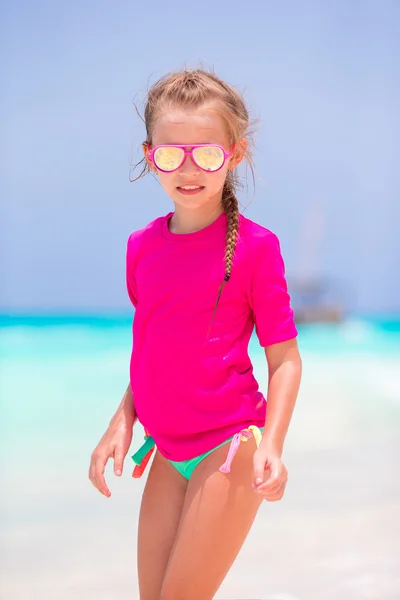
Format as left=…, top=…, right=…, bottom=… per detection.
left=109, top=383, right=137, bottom=428
left=261, top=337, right=302, bottom=456
left=252, top=337, right=302, bottom=500
left=89, top=383, right=137, bottom=497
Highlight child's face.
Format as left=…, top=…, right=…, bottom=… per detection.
left=144, top=106, right=246, bottom=211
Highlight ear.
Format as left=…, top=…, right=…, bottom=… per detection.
left=143, top=142, right=156, bottom=173
left=229, top=138, right=248, bottom=171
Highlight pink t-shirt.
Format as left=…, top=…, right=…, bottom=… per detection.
left=126, top=210, right=297, bottom=461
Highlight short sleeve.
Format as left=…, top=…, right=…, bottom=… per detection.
left=126, top=233, right=139, bottom=307
left=249, top=233, right=297, bottom=347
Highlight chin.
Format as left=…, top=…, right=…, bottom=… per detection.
left=171, top=194, right=211, bottom=209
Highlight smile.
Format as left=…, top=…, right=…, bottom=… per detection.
left=176, top=185, right=205, bottom=195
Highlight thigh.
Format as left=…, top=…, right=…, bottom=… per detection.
left=160, top=437, right=263, bottom=600
left=137, top=449, right=188, bottom=600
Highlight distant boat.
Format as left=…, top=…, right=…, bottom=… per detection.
left=289, top=276, right=345, bottom=324
left=290, top=202, right=346, bottom=323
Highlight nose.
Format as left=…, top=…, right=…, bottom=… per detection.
left=179, top=152, right=200, bottom=177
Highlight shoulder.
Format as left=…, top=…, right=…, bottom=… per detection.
left=126, top=213, right=168, bottom=257
left=238, top=213, right=282, bottom=256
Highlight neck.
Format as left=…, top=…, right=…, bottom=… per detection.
left=169, top=203, right=224, bottom=234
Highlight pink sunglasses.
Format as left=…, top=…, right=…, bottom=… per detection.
left=147, top=143, right=235, bottom=173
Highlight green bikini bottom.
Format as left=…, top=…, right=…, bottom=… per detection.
left=131, top=426, right=264, bottom=481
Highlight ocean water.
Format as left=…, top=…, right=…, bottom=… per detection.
left=1, top=315, right=399, bottom=600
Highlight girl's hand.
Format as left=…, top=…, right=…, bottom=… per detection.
left=89, top=417, right=133, bottom=498
left=252, top=445, right=288, bottom=502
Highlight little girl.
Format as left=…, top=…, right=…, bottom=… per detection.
left=89, top=68, right=302, bottom=600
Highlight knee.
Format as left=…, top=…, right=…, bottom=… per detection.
left=159, top=585, right=210, bottom=600
left=159, top=593, right=189, bottom=600
left=159, top=582, right=195, bottom=600
left=159, top=589, right=177, bottom=600
left=159, top=586, right=180, bottom=600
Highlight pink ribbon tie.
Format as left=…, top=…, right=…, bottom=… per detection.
left=219, top=427, right=260, bottom=474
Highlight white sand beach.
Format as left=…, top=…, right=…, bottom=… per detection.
left=1, top=323, right=399, bottom=599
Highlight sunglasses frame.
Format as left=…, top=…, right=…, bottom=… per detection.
left=147, top=143, right=235, bottom=173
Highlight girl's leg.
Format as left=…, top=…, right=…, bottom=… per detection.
left=160, top=436, right=263, bottom=600
left=137, top=449, right=188, bottom=600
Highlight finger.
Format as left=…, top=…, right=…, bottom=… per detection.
left=252, top=455, right=268, bottom=486
left=261, top=489, right=285, bottom=502
left=113, top=448, right=125, bottom=476
left=91, top=457, right=111, bottom=497
left=264, top=494, right=283, bottom=502
left=255, top=478, right=282, bottom=495
left=264, top=489, right=286, bottom=502
left=266, top=460, right=280, bottom=482
left=256, top=461, right=286, bottom=490
left=256, top=480, right=279, bottom=493
left=256, top=471, right=286, bottom=493
left=260, top=482, right=287, bottom=501
left=254, top=471, right=278, bottom=491
left=253, top=452, right=271, bottom=487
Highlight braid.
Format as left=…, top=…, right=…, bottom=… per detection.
left=206, top=174, right=240, bottom=340
left=221, top=175, right=240, bottom=282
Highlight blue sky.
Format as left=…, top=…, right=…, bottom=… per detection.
left=1, top=0, right=399, bottom=313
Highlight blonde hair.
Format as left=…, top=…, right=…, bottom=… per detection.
left=131, top=68, right=257, bottom=337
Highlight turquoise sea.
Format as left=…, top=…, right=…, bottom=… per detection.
left=1, top=315, right=399, bottom=599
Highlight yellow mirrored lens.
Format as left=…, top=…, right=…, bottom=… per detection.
left=193, top=146, right=224, bottom=171
left=153, top=147, right=184, bottom=171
